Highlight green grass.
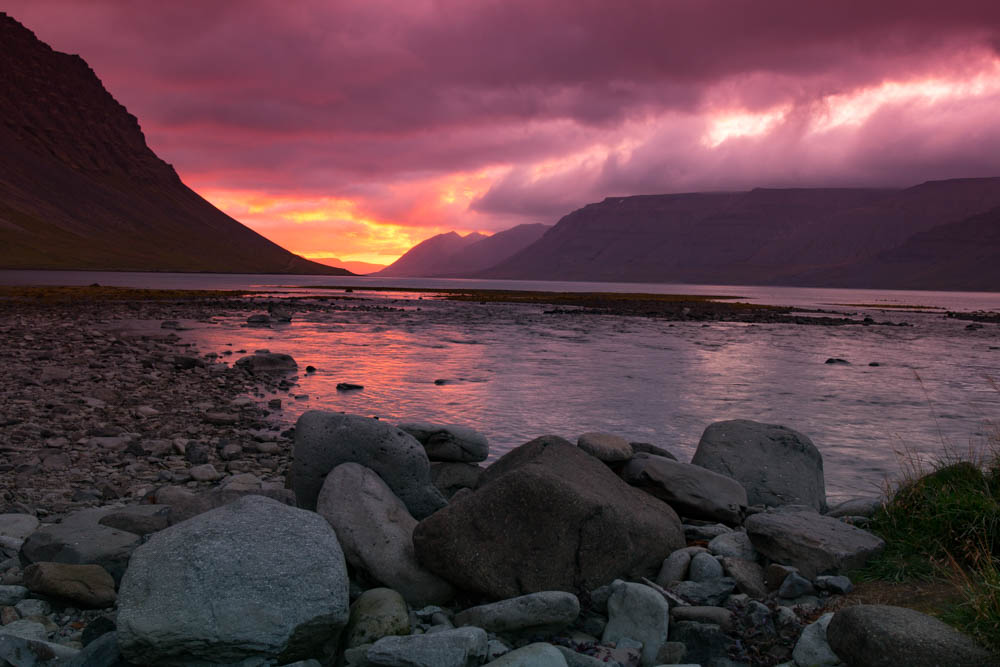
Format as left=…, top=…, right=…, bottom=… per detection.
left=857, top=438, right=1000, bottom=651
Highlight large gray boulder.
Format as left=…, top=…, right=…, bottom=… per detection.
left=745, top=510, right=885, bottom=579
left=827, top=604, right=994, bottom=667
left=621, top=453, right=747, bottom=525
left=413, top=437, right=684, bottom=599
left=316, top=463, right=454, bottom=606
left=692, top=420, right=827, bottom=511
left=367, top=627, right=487, bottom=667
left=291, top=411, right=446, bottom=518
left=19, top=508, right=140, bottom=583
left=454, top=591, right=580, bottom=635
left=117, top=495, right=349, bottom=665
left=398, top=422, right=489, bottom=463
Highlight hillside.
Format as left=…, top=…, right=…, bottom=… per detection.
left=0, top=13, right=348, bottom=274
left=479, top=179, right=1000, bottom=289
left=377, top=231, right=487, bottom=277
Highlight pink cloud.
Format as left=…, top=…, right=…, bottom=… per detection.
left=5, top=1, right=1000, bottom=257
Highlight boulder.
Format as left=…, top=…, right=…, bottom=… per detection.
left=826, top=497, right=882, bottom=518
left=344, top=588, right=410, bottom=650
left=454, top=591, right=580, bottom=635
left=621, top=453, right=747, bottom=525
left=602, top=580, right=670, bottom=667
left=670, top=606, right=735, bottom=632
left=430, top=462, right=484, bottom=499
left=98, top=505, right=171, bottom=537
left=398, top=422, right=489, bottom=462
left=792, top=612, right=840, bottom=667
left=23, top=562, right=116, bottom=608
left=656, top=550, right=691, bottom=587
left=487, top=642, right=568, bottom=666
left=630, top=442, right=678, bottom=460
left=291, top=411, right=446, bottom=518
left=366, top=627, right=487, bottom=667
left=721, top=557, right=768, bottom=598
left=0, top=585, right=28, bottom=606
left=0, top=634, right=80, bottom=665
left=745, top=511, right=885, bottom=579
left=316, top=463, right=454, bottom=606
left=413, top=437, right=684, bottom=599
left=234, top=351, right=297, bottom=375
left=117, top=495, right=349, bottom=664
left=19, top=508, right=140, bottom=583
left=688, top=552, right=724, bottom=582
left=0, top=514, right=39, bottom=540
left=577, top=432, right=633, bottom=463
left=154, top=483, right=295, bottom=526
left=708, top=530, right=758, bottom=561
left=669, top=578, right=736, bottom=606
left=691, top=420, right=827, bottom=511
left=827, top=604, right=994, bottom=667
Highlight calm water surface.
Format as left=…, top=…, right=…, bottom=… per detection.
left=4, top=269, right=1000, bottom=501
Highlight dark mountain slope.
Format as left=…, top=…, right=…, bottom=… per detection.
left=0, top=13, right=347, bottom=274
left=429, top=223, right=550, bottom=277
left=377, top=231, right=487, bottom=277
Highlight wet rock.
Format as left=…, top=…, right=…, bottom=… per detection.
left=0, top=633, right=80, bottom=665
left=399, top=422, right=490, bottom=463
left=721, top=557, right=768, bottom=599
left=366, top=626, right=487, bottom=667
left=118, top=496, right=349, bottom=665
left=825, top=358, right=850, bottom=365
left=344, top=588, right=410, bottom=650
left=708, top=530, right=758, bottom=561
left=234, top=351, right=297, bottom=375
left=317, top=463, right=454, bottom=606
left=488, top=642, right=568, bottom=666
left=576, top=432, right=633, bottom=463
left=692, top=419, right=827, bottom=511
left=745, top=510, right=885, bottom=579
left=413, top=436, right=684, bottom=599
left=291, top=410, right=446, bottom=518
left=0, top=515, right=39, bottom=541
left=602, top=579, right=670, bottom=667
left=827, top=604, right=994, bottom=667
left=792, top=612, right=840, bottom=667
left=671, top=605, right=735, bottom=632
left=19, top=508, right=140, bottom=583
left=670, top=578, right=736, bottom=606
left=23, top=562, right=116, bottom=608
left=825, top=497, right=882, bottom=518
left=429, top=462, right=484, bottom=499
left=337, top=383, right=364, bottom=391
left=778, top=572, right=815, bottom=599
left=688, top=552, right=724, bottom=582
left=454, top=591, right=579, bottom=635
left=622, top=453, right=747, bottom=525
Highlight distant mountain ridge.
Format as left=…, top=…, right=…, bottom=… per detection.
left=0, top=13, right=348, bottom=274
left=477, top=178, right=1000, bottom=290
left=377, top=223, right=550, bottom=277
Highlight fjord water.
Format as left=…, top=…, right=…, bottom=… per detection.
left=4, top=270, right=1000, bottom=501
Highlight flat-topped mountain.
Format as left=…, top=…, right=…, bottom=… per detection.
left=479, top=178, right=1000, bottom=290
left=0, top=13, right=348, bottom=274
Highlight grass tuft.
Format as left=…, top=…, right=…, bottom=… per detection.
left=857, top=412, right=1000, bottom=651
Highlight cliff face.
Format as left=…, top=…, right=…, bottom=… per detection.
left=0, top=13, right=348, bottom=274
left=480, top=179, right=1000, bottom=289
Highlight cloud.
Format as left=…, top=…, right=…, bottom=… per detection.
left=6, top=0, right=1000, bottom=258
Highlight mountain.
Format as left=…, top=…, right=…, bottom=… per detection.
left=798, top=206, right=1000, bottom=290
left=0, top=13, right=348, bottom=274
left=313, top=257, right=386, bottom=274
left=479, top=178, right=1000, bottom=289
left=377, top=231, right=487, bottom=277
left=431, top=223, right=550, bottom=277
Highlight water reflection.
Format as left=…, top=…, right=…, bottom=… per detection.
left=168, top=294, right=1000, bottom=502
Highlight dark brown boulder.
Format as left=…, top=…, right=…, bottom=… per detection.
left=412, top=436, right=684, bottom=599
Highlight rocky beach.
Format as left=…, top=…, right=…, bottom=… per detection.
left=0, top=288, right=997, bottom=666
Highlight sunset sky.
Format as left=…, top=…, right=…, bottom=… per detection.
left=8, top=1, right=1000, bottom=265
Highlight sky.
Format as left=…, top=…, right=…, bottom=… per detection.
left=7, top=1, right=1000, bottom=265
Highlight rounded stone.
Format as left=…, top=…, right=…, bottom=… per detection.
left=344, top=588, right=410, bottom=649
left=577, top=432, right=633, bottom=462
